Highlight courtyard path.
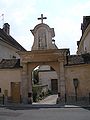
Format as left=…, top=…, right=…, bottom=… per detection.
left=35, top=94, right=58, bottom=104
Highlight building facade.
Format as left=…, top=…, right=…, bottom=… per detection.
left=0, top=23, right=26, bottom=59
left=77, top=16, right=90, bottom=54
left=0, top=23, right=26, bottom=103
left=33, top=15, right=90, bottom=104
left=0, top=15, right=90, bottom=104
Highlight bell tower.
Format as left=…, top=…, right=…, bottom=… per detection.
left=30, top=14, right=57, bottom=50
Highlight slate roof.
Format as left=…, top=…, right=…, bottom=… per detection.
left=66, top=54, right=90, bottom=65
left=0, top=59, right=21, bottom=69
left=0, top=28, right=26, bottom=51
left=67, top=55, right=84, bottom=65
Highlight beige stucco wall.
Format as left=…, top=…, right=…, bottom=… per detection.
left=65, top=64, right=90, bottom=97
left=84, top=32, right=90, bottom=53
left=0, top=68, right=21, bottom=96
left=39, top=71, right=58, bottom=90
left=0, top=39, right=20, bottom=59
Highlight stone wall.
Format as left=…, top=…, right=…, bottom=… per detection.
left=65, top=64, right=90, bottom=97
left=0, top=68, right=21, bottom=96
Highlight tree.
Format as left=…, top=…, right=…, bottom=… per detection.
left=32, top=69, right=39, bottom=84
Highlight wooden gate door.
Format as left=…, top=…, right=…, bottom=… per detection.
left=11, top=82, right=21, bottom=103
left=51, top=79, right=58, bottom=94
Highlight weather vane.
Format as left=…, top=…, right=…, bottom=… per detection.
left=0, top=14, right=4, bottom=28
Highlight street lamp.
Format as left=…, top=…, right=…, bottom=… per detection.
left=73, top=78, right=79, bottom=102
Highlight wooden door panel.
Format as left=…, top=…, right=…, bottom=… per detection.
left=11, top=82, right=20, bottom=103
left=51, top=79, right=58, bottom=94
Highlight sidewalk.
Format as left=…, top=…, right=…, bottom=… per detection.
left=0, top=94, right=90, bottom=110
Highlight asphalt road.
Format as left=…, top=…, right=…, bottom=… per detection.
left=0, top=107, right=90, bottom=120
left=0, top=95, right=90, bottom=120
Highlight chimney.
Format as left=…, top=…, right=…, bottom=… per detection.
left=3, top=23, right=10, bottom=35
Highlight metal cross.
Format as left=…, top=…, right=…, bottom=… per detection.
left=38, top=14, right=47, bottom=23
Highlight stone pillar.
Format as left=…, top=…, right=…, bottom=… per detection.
left=27, top=65, right=33, bottom=104
left=59, top=61, right=65, bottom=98
left=21, top=63, right=28, bottom=103
left=57, top=60, right=65, bottom=103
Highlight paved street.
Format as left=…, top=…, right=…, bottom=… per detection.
left=0, top=107, right=90, bottom=120
left=0, top=95, right=90, bottom=120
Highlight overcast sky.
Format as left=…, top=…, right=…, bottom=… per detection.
left=0, top=0, right=90, bottom=54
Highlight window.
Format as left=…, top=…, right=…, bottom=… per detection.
left=0, top=88, right=1, bottom=93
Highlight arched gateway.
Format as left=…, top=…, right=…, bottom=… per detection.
left=19, top=14, right=69, bottom=103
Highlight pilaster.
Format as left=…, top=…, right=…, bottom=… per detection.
left=57, top=60, right=66, bottom=103
left=21, top=63, right=28, bottom=103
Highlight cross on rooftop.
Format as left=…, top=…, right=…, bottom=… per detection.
left=38, top=14, right=47, bottom=23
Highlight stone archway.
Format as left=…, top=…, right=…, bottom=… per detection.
left=18, top=14, right=70, bottom=104
left=19, top=49, right=69, bottom=103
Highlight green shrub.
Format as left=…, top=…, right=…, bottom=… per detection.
left=32, top=85, right=42, bottom=102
